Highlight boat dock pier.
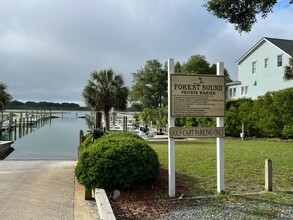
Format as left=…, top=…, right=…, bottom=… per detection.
left=1, top=111, right=53, bottom=132
left=0, top=141, right=14, bottom=159
left=0, top=111, right=54, bottom=156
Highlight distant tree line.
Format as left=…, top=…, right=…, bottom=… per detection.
left=8, top=100, right=88, bottom=111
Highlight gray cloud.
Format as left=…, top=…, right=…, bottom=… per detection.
left=1, top=0, right=293, bottom=105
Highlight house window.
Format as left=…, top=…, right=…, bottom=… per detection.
left=233, top=88, right=236, bottom=97
left=241, top=86, right=248, bottom=96
left=252, top=61, right=257, bottom=74
left=229, top=87, right=237, bottom=98
left=264, top=58, right=268, bottom=69
left=277, top=54, right=282, bottom=67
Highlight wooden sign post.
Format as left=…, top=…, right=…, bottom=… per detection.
left=167, top=58, right=176, bottom=197
left=167, top=58, right=225, bottom=197
left=216, top=62, right=225, bottom=193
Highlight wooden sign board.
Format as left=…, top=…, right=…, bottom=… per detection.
left=171, top=74, right=225, bottom=117
left=169, top=127, right=225, bottom=138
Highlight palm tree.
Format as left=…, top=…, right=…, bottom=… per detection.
left=82, top=69, right=129, bottom=131
left=0, top=82, right=13, bottom=122
left=284, top=57, right=293, bottom=81
left=0, top=82, right=13, bottom=110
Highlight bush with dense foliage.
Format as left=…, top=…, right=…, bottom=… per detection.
left=225, top=88, right=293, bottom=138
left=102, top=131, right=144, bottom=140
left=75, top=132, right=160, bottom=190
left=78, top=133, right=92, bottom=154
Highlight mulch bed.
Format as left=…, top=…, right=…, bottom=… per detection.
left=107, top=167, right=192, bottom=220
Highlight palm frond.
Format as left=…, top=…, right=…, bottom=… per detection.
left=82, top=69, right=129, bottom=130
left=284, top=57, right=293, bottom=81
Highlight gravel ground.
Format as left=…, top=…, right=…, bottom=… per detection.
left=158, top=200, right=293, bottom=220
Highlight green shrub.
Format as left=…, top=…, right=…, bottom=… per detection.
left=75, top=133, right=160, bottom=190
left=225, top=106, right=241, bottom=137
left=79, top=133, right=93, bottom=154
left=103, top=131, right=144, bottom=140
left=282, top=125, right=293, bottom=139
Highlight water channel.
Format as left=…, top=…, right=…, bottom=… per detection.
left=0, top=111, right=90, bottom=160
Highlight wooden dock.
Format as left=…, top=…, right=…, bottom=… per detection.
left=0, top=112, right=54, bottom=160
left=1, top=111, right=53, bottom=132
left=0, top=141, right=14, bottom=160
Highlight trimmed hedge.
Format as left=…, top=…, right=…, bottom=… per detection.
left=78, top=133, right=92, bottom=154
left=225, top=88, right=293, bottom=138
left=102, top=131, right=144, bottom=140
left=75, top=132, right=160, bottom=190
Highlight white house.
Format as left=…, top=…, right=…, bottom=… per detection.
left=227, top=37, right=293, bottom=100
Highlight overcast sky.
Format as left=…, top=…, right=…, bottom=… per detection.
left=1, top=0, right=293, bottom=106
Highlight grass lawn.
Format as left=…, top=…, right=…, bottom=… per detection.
left=149, top=138, right=293, bottom=204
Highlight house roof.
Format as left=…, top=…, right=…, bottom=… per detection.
left=236, top=37, right=293, bottom=64
left=226, top=81, right=241, bottom=86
